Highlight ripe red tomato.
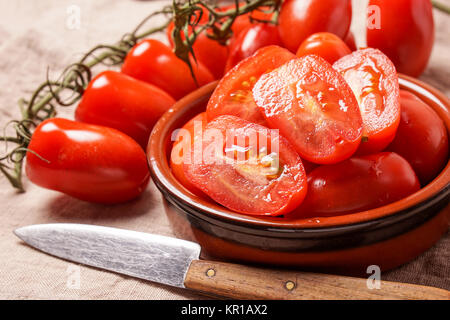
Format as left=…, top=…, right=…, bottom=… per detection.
left=387, top=91, right=449, bottom=185
left=278, top=0, right=352, bottom=52
left=253, top=55, right=363, bottom=164
left=75, top=71, right=175, bottom=149
left=183, top=115, right=307, bottom=216
left=333, top=48, right=401, bottom=155
left=166, top=18, right=229, bottom=79
left=366, top=0, right=434, bottom=77
left=221, top=4, right=274, bottom=37
left=121, top=39, right=214, bottom=100
left=170, top=112, right=208, bottom=197
left=26, top=118, right=150, bottom=204
left=206, top=45, right=296, bottom=125
left=294, top=152, right=421, bottom=217
left=225, top=23, right=282, bottom=72
left=296, top=32, right=352, bottom=64
left=344, top=31, right=357, bottom=51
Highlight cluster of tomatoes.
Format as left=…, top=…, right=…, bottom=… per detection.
left=25, top=0, right=446, bottom=218
left=171, top=43, right=448, bottom=217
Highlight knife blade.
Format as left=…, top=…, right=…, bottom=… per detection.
left=14, top=223, right=450, bottom=300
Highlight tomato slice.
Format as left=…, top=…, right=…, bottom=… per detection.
left=333, top=48, right=400, bottom=154
left=293, top=152, right=421, bottom=217
left=170, top=112, right=208, bottom=197
left=183, top=115, right=307, bottom=216
left=206, top=46, right=296, bottom=126
left=253, top=55, right=363, bottom=164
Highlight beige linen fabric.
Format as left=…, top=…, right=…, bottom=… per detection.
left=0, top=0, right=448, bottom=299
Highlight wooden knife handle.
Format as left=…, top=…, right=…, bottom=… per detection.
left=184, top=260, right=450, bottom=300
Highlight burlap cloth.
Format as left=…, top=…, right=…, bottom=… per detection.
left=0, top=0, right=448, bottom=299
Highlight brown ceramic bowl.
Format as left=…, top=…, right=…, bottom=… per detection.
left=148, top=74, right=450, bottom=275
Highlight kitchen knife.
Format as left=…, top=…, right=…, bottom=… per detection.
left=14, top=223, right=449, bottom=300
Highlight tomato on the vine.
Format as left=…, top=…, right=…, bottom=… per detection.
left=253, top=55, right=363, bottom=164
left=76, top=71, right=175, bottom=149
left=333, top=48, right=401, bottom=154
left=366, top=0, right=434, bottom=77
left=26, top=118, right=150, bottom=204
left=225, top=23, right=282, bottom=72
left=294, top=152, right=421, bottom=217
left=221, top=4, right=274, bottom=37
left=121, top=39, right=214, bottom=100
left=296, top=32, right=352, bottom=64
left=278, top=0, right=352, bottom=52
left=166, top=15, right=229, bottom=79
left=207, top=45, right=296, bottom=125
left=183, top=115, right=307, bottom=216
left=388, top=91, right=449, bottom=185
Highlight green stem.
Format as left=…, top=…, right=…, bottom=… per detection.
left=432, top=0, right=450, bottom=14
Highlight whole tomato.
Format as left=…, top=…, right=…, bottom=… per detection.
left=221, top=4, right=274, bottom=36
left=294, top=152, right=421, bottom=217
left=121, top=39, right=214, bottom=100
left=388, top=91, right=448, bottom=185
left=26, top=118, right=150, bottom=204
left=366, top=0, right=434, bottom=77
left=344, top=31, right=357, bottom=51
left=225, top=23, right=282, bottom=72
left=278, top=0, right=352, bottom=52
left=76, top=71, right=175, bottom=149
left=296, top=32, right=352, bottom=64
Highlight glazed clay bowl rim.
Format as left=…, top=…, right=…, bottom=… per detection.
left=148, top=74, right=450, bottom=230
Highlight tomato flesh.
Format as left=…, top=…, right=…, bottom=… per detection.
left=170, top=112, right=208, bottom=197
left=387, top=91, right=449, bottom=185
left=26, top=118, right=150, bottom=204
left=206, top=46, right=296, bottom=126
left=76, top=71, right=175, bottom=149
left=294, top=152, right=421, bottom=217
left=121, top=39, right=214, bottom=100
left=334, top=48, right=400, bottom=154
left=253, top=55, right=363, bottom=164
left=183, top=115, right=307, bottom=216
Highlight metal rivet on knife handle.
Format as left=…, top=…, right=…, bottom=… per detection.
left=206, top=268, right=216, bottom=277
left=285, top=281, right=296, bottom=291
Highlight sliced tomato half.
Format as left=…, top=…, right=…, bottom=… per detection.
left=333, top=48, right=400, bottom=154
left=206, top=46, right=296, bottom=126
left=253, top=55, right=363, bottom=164
left=183, top=115, right=307, bottom=216
left=170, top=112, right=208, bottom=197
